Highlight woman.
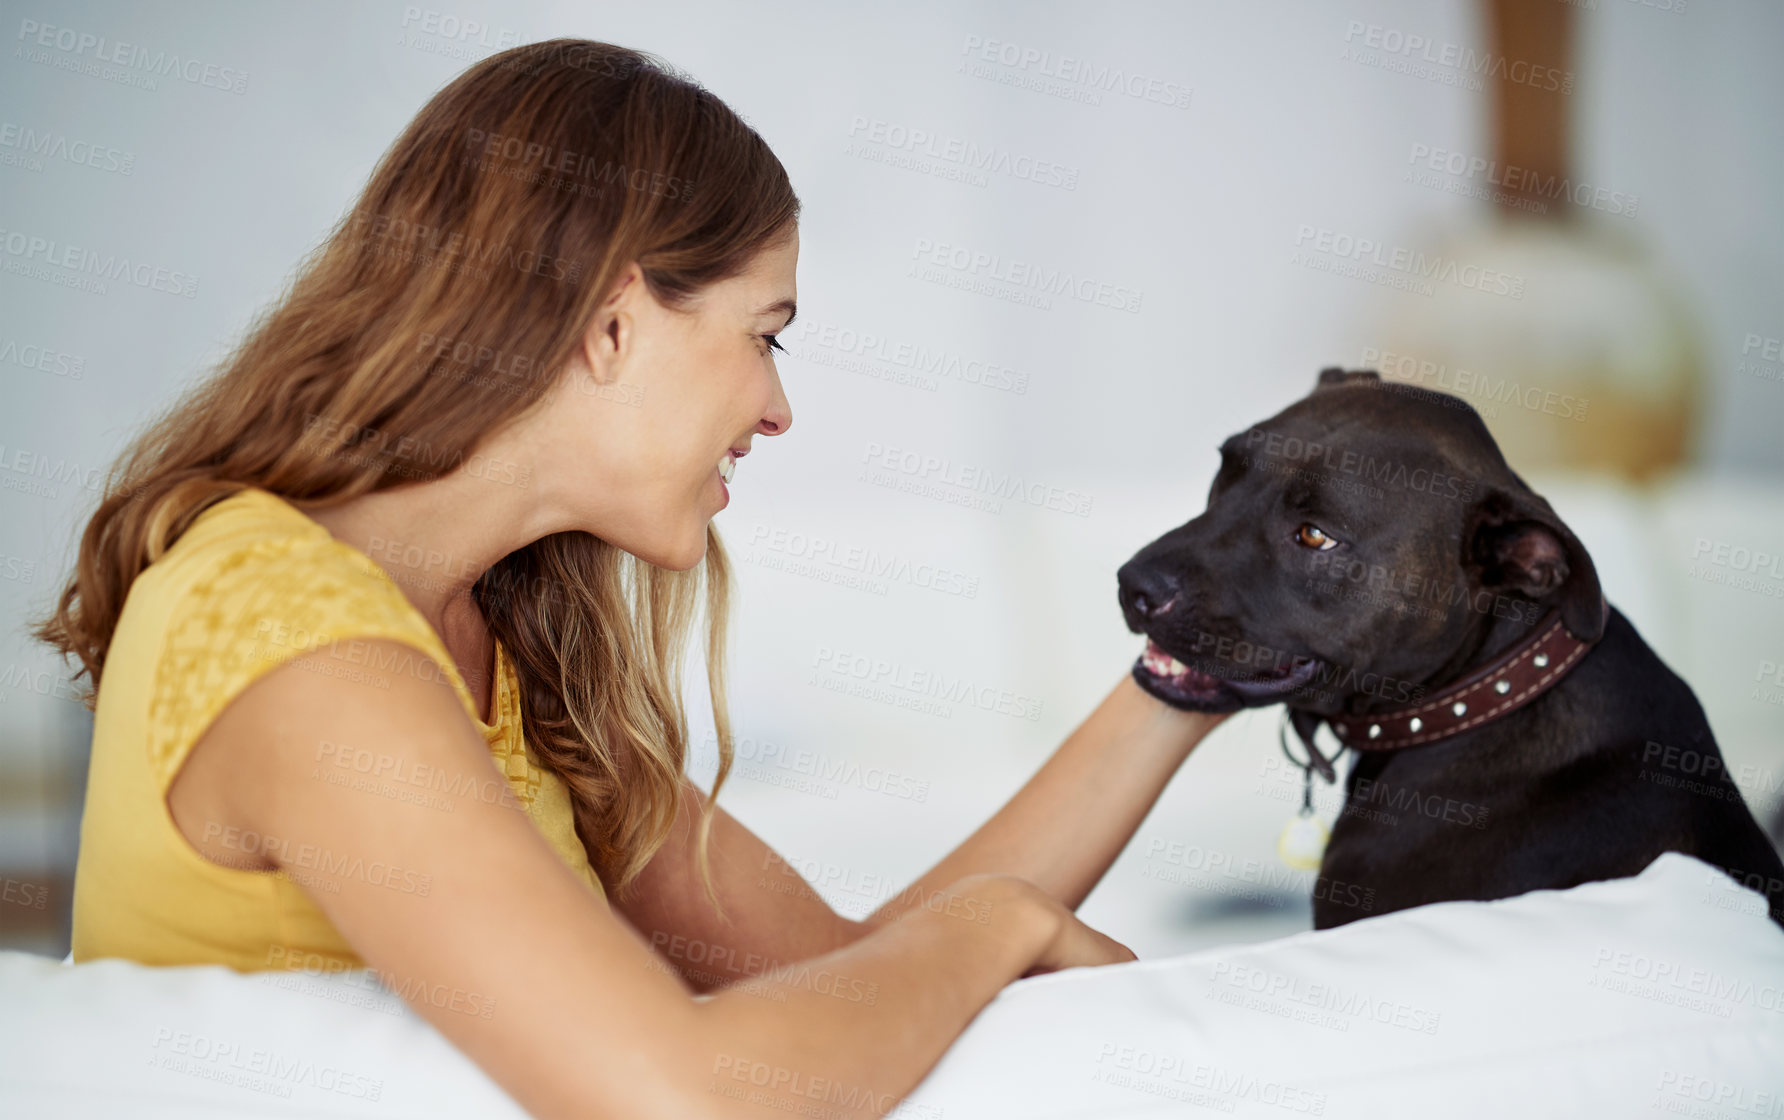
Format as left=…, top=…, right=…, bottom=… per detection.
left=34, top=38, right=1226, bottom=1119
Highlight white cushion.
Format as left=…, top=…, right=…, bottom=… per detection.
left=3, top=853, right=1779, bottom=1118
left=906, top=852, right=1784, bottom=1119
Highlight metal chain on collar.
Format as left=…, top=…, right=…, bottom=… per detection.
left=1275, top=709, right=1340, bottom=870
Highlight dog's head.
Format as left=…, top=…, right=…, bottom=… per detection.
left=1117, top=367, right=1603, bottom=715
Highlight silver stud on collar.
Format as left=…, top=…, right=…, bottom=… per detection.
left=1534, top=653, right=1550, bottom=669
left=1495, top=679, right=1511, bottom=694
left=1368, top=723, right=1381, bottom=739
left=1408, top=717, right=1423, bottom=733
left=1452, top=701, right=1467, bottom=717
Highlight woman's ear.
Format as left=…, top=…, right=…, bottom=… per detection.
left=581, top=263, right=645, bottom=386
left=1466, top=487, right=1606, bottom=641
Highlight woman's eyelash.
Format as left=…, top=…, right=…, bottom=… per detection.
left=763, top=334, right=786, bottom=354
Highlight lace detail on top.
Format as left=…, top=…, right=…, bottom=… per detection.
left=144, top=526, right=450, bottom=790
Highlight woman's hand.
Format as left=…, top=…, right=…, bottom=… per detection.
left=1026, top=896, right=1137, bottom=977
left=942, top=873, right=1138, bottom=979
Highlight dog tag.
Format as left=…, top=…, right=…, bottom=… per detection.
left=1277, top=810, right=1329, bottom=871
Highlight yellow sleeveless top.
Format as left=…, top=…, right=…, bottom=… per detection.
left=71, top=486, right=605, bottom=972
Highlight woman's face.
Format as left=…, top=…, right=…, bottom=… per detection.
left=526, top=228, right=798, bottom=570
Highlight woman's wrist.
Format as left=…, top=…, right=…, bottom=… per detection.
left=1116, top=673, right=1231, bottom=760
left=929, top=873, right=1060, bottom=964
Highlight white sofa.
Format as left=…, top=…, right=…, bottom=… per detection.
left=2, top=852, right=1780, bottom=1118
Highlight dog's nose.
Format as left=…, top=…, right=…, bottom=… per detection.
left=1117, top=561, right=1179, bottom=622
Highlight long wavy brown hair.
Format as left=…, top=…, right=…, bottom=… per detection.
left=29, top=38, right=800, bottom=910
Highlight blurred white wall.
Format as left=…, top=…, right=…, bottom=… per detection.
left=1, top=0, right=1779, bottom=954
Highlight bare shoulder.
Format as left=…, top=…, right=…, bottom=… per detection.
left=171, top=635, right=716, bottom=1118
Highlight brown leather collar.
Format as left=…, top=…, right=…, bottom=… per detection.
left=1322, top=599, right=1609, bottom=752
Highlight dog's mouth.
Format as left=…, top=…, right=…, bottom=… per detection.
left=1133, top=637, right=1325, bottom=712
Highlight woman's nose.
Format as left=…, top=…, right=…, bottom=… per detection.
left=759, top=370, right=792, bottom=436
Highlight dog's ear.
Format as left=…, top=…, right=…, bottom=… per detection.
left=1468, top=487, right=1605, bottom=640
left=1315, top=367, right=1382, bottom=389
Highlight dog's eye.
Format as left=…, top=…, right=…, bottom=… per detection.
left=1294, top=523, right=1340, bottom=551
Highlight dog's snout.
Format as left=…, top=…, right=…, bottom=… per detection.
left=1118, top=561, right=1180, bottom=623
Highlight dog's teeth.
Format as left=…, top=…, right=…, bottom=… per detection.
left=1143, top=642, right=1190, bottom=677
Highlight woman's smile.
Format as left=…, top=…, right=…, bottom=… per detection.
left=715, top=443, right=751, bottom=508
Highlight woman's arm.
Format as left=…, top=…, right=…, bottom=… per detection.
left=611, top=673, right=1224, bottom=986
left=863, top=673, right=1228, bottom=924
left=185, top=637, right=1130, bottom=1120
left=607, top=779, right=866, bottom=993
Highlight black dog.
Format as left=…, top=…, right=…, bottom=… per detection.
left=1118, top=368, right=1784, bottom=930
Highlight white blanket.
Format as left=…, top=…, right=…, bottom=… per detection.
left=906, top=852, right=1784, bottom=1118
left=2, top=852, right=1780, bottom=1119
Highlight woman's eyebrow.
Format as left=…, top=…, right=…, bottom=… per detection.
left=757, top=298, right=797, bottom=328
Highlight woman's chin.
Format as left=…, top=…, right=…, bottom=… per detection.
left=659, top=530, right=710, bottom=572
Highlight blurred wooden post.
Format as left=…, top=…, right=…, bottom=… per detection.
left=1486, top=0, right=1575, bottom=218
